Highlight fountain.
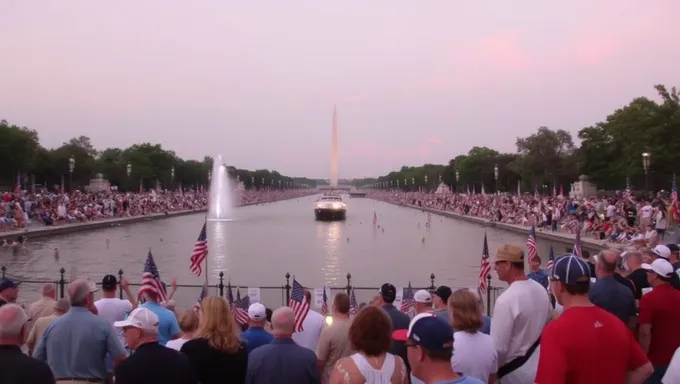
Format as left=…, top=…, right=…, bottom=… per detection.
left=207, top=155, right=234, bottom=221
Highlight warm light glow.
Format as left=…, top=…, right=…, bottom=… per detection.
left=325, top=315, right=333, bottom=326
left=642, top=152, right=649, bottom=157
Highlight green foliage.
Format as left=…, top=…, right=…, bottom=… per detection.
left=358, top=84, right=680, bottom=192
left=0, top=122, right=316, bottom=191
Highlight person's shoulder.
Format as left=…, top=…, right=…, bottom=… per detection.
left=459, top=375, right=485, bottom=384
left=23, top=356, right=55, bottom=381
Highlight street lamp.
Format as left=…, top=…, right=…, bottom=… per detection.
left=68, top=156, right=75, bottom=192
left=126, top=163, right=132, bottom=177
left=170, top=166, right=175, bottom=180
left=424, top=175, right=428, bottom=192
left=642, top=152, right=650, bottom=193
left=494, top=164, right=499, bottom=193
left=455, top=169, right=460, bottom=192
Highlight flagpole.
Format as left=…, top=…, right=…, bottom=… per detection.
left=204, top=215, right=209, bottom=286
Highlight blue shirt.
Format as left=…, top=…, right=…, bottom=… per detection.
left=528, top=269, right=549, bottom=289
left=34, top=307, right=127, bottom=380
left=589, top=275, right=636, bottom=324
left=141, top=301, right=180, bottom=345
left=241, top=326, right=273, bottom=353
left=479, top=315, right=491, bottom=335
left=433, top=376, right=484, bottom=384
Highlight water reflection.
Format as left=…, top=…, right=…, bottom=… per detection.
left=208, top=220, right=230, bottom=284
left=318, top=221, right=342, bottom=286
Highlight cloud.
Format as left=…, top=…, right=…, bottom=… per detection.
left=343, top=137, right=445, bottom=163
left=474, top=31, right=532, bottom=71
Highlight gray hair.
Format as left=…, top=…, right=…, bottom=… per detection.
left=467, top=288, right=486, bottom=315
left=0, top=304, right=28, bottom=338
left=271, top=307, right=295, bottom=334
left=55, top=298, right=71, bottom=312
left=41, top=283, right=55, bottom=295
left=68, top=279, right=91, bottom=307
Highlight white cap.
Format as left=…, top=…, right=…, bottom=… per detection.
left=88, top=280, right=100, bottom=293
left=652, top=245, right=671, bottom=260
left=248, top=302, right=266, bottom=321
left=414, top=290, right=432, bottom=304
left=114, top=307, right=159, bottom=331
left=641, top=258, right=674, bottom=278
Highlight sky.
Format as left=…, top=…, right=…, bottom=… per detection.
left=1, top=1, right=678, bottom=179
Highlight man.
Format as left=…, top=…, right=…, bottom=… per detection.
left=241, top=302, right=273, bottom=353
left=28, top=284, right=56, bottom=328
left=0, top=304, right=55, bottom=384
left=430, top=285, right=451, bottom=323
left=589, top=249, right=637, bottom=330
left=668, top=243, right=680, bottom=269
left=26, top=298, right=70, bottom=355
left=527, top=256, right=549, bottom=289
left=34, top=278, right=128, bottom=383
left=246, top=306, right=320, bottom=384
left=0, top=278, right=20, bottom=307
left=490, top=244, right=551, bottom=384
left=140, top=289, right=180, bottom=346
left=393, top=313, right=483, bottom=384
left=316, top=292, right=354, bottom=382
left=292, top=290, right=324, bottom=351
left=623, top=251, right=650, bottom=301
left=413, top=290, right=433, bottom=314
left=114, top=307, right=197, bottom=384
left=536, top=254, right=653, bottom=383
left=638, top=258, right=680, bottom=381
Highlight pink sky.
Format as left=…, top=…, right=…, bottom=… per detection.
left=1, top=0, right=678, bottom=178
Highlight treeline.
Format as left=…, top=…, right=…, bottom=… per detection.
left=358, top=84, right=680, bottom=193
left=0, top=125, right=316, bottom=191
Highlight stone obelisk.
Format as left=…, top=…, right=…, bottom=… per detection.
left=330, top=105, right=339, bottom=187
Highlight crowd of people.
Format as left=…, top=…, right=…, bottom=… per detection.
left=0, top=187, right=314, bottom=234
left=369, top=190, right=680, bottom=244
left=2, top=236, right=680, bottom=383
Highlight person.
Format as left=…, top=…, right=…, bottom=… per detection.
left=34, top=278, right=128, bottom=383
left=316, top=292, right=354, bottom=382
left=0, top=278, right=20, bottom=307
left=139, top=288, right=179, bottom=346
left=165, top=309, right=199, bottom=351
left=246, top=306, right=320, bottom=384
left=376, top=283, right=410, bottom=375
left=26, top=298, right=70, bottom=356
left=330, top=306, right=408, bottom=384
left=240, top=303, right=273, bottom=353
left=114, top=307, right=197, bottom=384
left=292, top=290, right=324, bottom=351
left=430, top=286, right=452, bottom=323
left=589, top=249, right=637, bottom=330
left=393, top=313, right=483, bottom=384
left=181, top=296, right=248, bottom=384
left=0, top=303, right=55, bottom=384
left=536, top=254, right=653, bottom=383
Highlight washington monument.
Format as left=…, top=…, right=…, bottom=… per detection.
left=330, top=105, right=339, bottom=187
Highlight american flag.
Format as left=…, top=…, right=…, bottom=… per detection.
left=321, top=287, right=328, bottom=316
left=672, top=174, right=677, bottom=203
left=546, top=244, right=555, bottom=270
left=193, top=282, right=208, bottom=312
left=552, top=185, right=556, bottom=198
left=573, top=223, right=582, bottom=257
left=60, top=174, right=65, bottom=194
left=624, top=177, right=632, bottom=200
left=478, top=233, right=491, bottom=294
left=559, top=185, right=564, bottom=197
left=289, top=279, right=310, bottom=332
left=527, top=225, right=538, bottom=263
left=400, top=282, right=414, bottom=312
left=233, top=288, right=250, bottom=325
left=138, top=250, right=167, bottom=302
left=15, top=173, right=21, bottom=194
left=349, top=288, right=359, bottom=315
left=189, top=223, right=208, bottom=276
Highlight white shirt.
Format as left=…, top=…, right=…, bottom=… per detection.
left=656, top=211, right=668, bottom=230
left=95, top=297, right=133, bottom=345
left=166, top=337, right=191, bottom=351
left=491, top=279, right=550, bottom=384
left=664, top=347, right=680, bottom=383
left=606, top=205, right=616, bottom=218
left=452, top=331, right=498, bottom=383
left=641, top=205, right=653, bottom=218
left=292, top=309, right=324, bottom=351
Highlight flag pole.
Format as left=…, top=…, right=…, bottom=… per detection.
left=204, top=215, right=209, bottom=286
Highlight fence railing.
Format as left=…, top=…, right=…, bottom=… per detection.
left=1, top=266, right=504, bottom=315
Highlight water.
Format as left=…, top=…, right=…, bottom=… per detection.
left=207, top=155, right=234, bottom=221
left=1, top=196, right=587, bottom=309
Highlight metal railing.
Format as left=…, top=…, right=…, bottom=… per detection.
left=1, top=266, right=504, bottom=315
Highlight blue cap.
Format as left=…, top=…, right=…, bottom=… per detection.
left=551, top=254, right=591, bottom=285
left=392, top=313, right=453, bottom=350
left=0, top=278, right=21, bottom=292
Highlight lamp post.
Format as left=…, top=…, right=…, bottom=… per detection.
left=642, top=152, right=650, bottom=193
left=170, top=166, right=175, bottom=180
left=126, top=163, right=132, bottom=178
left=455, top=169, right=460, bottom=192
left=424, top=175, right=428, bottom=192
left=494, top=164, right=499, bottom=194
left=68, top=156, right=75, bottom=192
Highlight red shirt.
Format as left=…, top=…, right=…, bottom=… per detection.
left=536, top=305, right=648, bottom=384
left=638, top=283, right=680, bottom=366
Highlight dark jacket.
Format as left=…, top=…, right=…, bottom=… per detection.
left=115, top=342, right=197, bottom=384
left=245, top=338, right=320, bottom=384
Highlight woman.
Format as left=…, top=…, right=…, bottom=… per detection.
left=180, top=296, right=248, bottom=384
left=329, top=306, right=407, bottom=384
left=449, top=289, right=497, bottom=384
left=655, top=201, right=667, bottom=240
left=166, top=310, right=198, bottom=351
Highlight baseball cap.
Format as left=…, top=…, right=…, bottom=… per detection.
left=248, top=303, right=266, bottom=321
left=114, top=307, right=160, bottom=331
left=431, top=286, right=452, bottom=303
left=392, top=313, right=453, bottom=350
left=494, top=244, right=524, bottom=263
left=0, top=278, right=20, bottom=292
left=379, top=283, right=397, bottom=302
left=641, top=258, right=674, bottom=278
left=414, top=290, right=432, bottom=304
left=102, top=275, right=118, bottom=290
left=87, top=280, right=100, bottom=293
left=666, top=243, right=679, bottom=253
left=652, top=245, right=671, bottom=260
left=551, top=254, right=591, bottom=285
